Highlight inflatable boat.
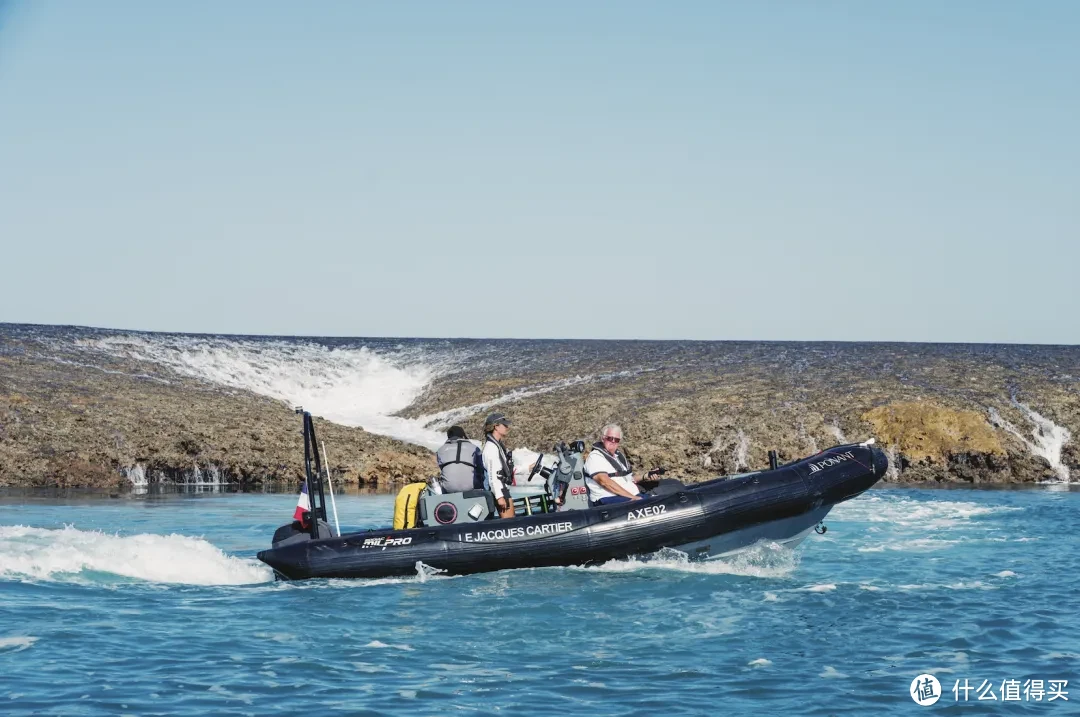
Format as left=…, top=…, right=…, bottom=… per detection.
left=258, top=412, right=888, bottom=580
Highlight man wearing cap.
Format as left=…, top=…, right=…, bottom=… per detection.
left=435, top=425, right=484, bottom=494
left=584, top=423, right=643, bottom=505
left=481, top=412, right=516, bottom=519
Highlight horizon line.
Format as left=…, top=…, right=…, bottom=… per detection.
left=1, top=320, right=1077, bottom=348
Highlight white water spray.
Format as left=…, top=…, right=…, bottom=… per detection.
left=988, top=404, right=1072, bottom=482
left=421, top=370, right=644, bottom=430
left=123, top=464, right=148, bottom=488
left=80, top=335, right=451, bottom=449
left=122, top=462, right=232, bottom=489
left=0, top=637, right=38, bottom=653
left=884, top=444, right=900, bottom=481
left=78, top=334, right=652, bottom=452
left=0, top=525, right=272, bottom=585
left=583, top=543, right=801, bottom=579
left=798, top=422, right=819, bottom=454
left=733, top=430, right=750, bottom=471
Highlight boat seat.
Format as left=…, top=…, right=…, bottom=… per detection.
left=271, top=519, right=334, bottom=547
left=647, top=478, right=687, bottom=497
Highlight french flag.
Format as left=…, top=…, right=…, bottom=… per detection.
left=293, top=481, right=311, bottom=522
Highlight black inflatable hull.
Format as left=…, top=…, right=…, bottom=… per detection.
left=258, top=443, right=888, bottom=580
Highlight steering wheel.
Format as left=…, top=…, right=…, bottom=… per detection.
left=526, top=453, right=545, bottom=483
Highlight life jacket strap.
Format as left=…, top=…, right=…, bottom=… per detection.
left=586, top=443, right=632, bottom=478
left=439, top=439, right=479, bottom=468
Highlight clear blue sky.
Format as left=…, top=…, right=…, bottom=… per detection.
left=1, top=1, right=1077, bottom=342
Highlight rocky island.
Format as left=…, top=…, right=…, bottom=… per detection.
left=1, top=325, right=1076, bottom=490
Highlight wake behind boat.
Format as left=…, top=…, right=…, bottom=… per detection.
left=258, top=412, right=888, bottom=580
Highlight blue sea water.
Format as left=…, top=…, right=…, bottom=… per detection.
left=1, top=487, right=1077, bottom=715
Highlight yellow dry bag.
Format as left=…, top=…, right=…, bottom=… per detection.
left=393, top=483, right=427, bottom=530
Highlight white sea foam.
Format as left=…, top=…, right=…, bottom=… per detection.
left=79, top=335, right=452, bottom=449
left=884, top=444, right=900, bottom=481
left=429, top=663, right=508, bottom=678
left=830, top=494, right=1020, bottom=530
left=351, top=662, right=391, bottom=674
left=123, top=464, right=148, bottom=488
left=1043, top=652, right=1080, bottom=660
left=748, top=658, right=772, bottom=667
left=733, top=430, right=750, bottom=471
left=207, top=684, right=255, bottom=705
left=414, top=561, right=448, bottom=582
left=801, top=583, right=836, bottom=592
left=819, top=666, right=847, bottom=679
left=946, top=581, right=996, bottom=590
left=826, top=423, right=847, bottom=444
left=895, top=581, right=997, bottom=591
left=582, top=543, right=800, bottom=579
left=798, top=422, right=819, bottom=454
left=420, top=368, right=656, bottom=434
left=77, top=334, right=651, bottom=451
left=988, top=404, right=1072, bottom=482
left=857, top=537, right=960, bottom=552
left=832, top=494, right=1025, bottom=555
left=423, top=374, right=607, bottom=429
left=364, top=640, right=413, bottom=651
left=0, top=525, right=272, bottom=585
left=0, top=637, right=38, bottom=653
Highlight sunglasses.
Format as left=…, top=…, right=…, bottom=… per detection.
left=603, top=436, right=621, bottom=443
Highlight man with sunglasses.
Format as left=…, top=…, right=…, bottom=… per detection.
left=583, top=423, right=643, bottom=505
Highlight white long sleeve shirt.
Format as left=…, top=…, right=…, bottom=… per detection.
left=482, top=438, right=512, bottom=500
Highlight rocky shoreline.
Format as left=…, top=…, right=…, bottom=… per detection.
left=0, top=347, right=433, bottom=491
left=1, top=330, right=1077, bottom=491
left=406, top=342, right=1078, bottom=487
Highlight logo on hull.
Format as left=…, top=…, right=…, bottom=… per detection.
left=808, top=450, right=855, bottom=474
